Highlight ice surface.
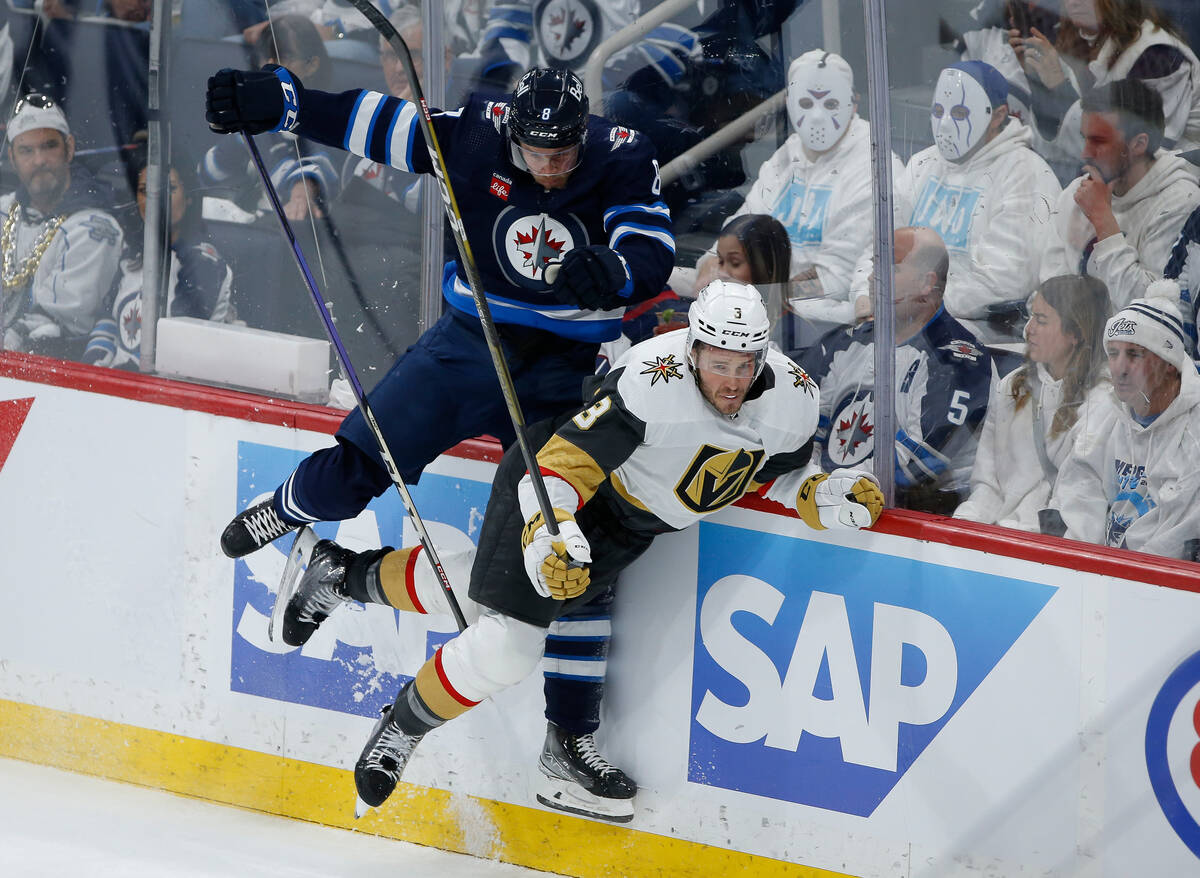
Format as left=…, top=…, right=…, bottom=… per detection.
left=0, top=757, right=559, bottom=878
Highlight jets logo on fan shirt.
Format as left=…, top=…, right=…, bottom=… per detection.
left=675, top=445, right=764, bottom=514
left=640, top=354, right=684, bottom=386
left=493, top=208, right=585, bottom=288
left=536, top=0, right=601, bottom=69
left=831, top=392, right=875, bottom=465
left=939, top=339, right=983, bottom=363
left=789, top=363, right=816, bottom=396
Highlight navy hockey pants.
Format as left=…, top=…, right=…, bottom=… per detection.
left=273, top=307, right=599, bottom=524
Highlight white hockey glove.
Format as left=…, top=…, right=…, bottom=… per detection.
left=796, top=468, right=884, bottom=531
left=521, top=508, right=591, bottom=600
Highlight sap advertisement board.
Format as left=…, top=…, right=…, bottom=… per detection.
left=4, top=373, right=1200, bottom=875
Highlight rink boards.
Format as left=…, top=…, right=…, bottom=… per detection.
left=3, top=353, right=1200, bottom=877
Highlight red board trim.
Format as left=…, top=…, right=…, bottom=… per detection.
left=4, top=351, right=1198, bottom=592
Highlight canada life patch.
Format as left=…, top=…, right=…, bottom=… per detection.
left=490, top=173, right=513, bottom=202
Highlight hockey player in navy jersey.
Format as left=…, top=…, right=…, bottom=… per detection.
left=272, top=280, right=884, bottom=817
left=205, top=64, right=673, bottom=819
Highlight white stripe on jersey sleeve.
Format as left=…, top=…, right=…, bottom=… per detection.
left=386, top=102, right=419, bottom=170
left=609, top=222, right=676, bottom=253
left=347, top=91, right=385, bottom=157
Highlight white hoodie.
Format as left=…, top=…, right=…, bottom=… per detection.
left=954, top=363, right=1112, bottom=531
left=1041, top=151, right=1200, bottom=310
left=1048, top=361, right=1200, bottom=560
left=900, top=120, right=1062, bottom=329
left=719, top=116, right=910, bottom=301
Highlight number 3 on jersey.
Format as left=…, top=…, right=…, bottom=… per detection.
left=573, top=396, right=612, bottom=430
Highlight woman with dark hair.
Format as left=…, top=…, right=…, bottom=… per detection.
left=1011, top=0, right=1200, bottom=158
left=83, top=150, right=235, bottom=368
left=955, top=274, right=1112, bottom=529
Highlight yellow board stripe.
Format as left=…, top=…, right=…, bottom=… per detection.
left=0, top=698, right=852, bottom=878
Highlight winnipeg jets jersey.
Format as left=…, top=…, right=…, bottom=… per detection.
left=800, top=308, right=992, bottom=496
left=279, top=75, right=674, bottom=342
left=524, top=329, right=822, bottom=534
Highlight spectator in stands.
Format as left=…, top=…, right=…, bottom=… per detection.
left=954, top=274, right=1111, bottom=530
left=946, top=0, right=1062, bottom=131
left=601, top=214, right=791, bottom=371
left=199, top=16, right=340, bottom=224
left=857, top=61, right=1062, bottom=344
left=1045, top=285, right=1200, bottom=559
left=687, top=51, right=909, bottom=330
left=800, top=226, right=993, bottom=515
left=1012, top=0, right=1200, bottom=162
left=0, top=94, right=123, bottom=359
left=83, top=151, right=234, bottom=368
left=250, top=13, right=333, bottom=90
left=1040, top=79, right=1200, bottom=310
left=242, top=1, right=383, bottom=62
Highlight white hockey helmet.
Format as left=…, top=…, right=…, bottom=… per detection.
left=685, top=279, right=772, bottom=379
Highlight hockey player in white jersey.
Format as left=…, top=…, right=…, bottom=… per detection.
left=273, top=280, right=884, bottom=818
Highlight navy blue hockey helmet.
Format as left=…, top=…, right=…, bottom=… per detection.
left=507, top=67, right=589, bottom=149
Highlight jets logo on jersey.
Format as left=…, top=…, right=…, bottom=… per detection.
left=789, top=363, right=816, bottom=396
left=609, top=127, right=636, bottom=151
left=939, top=339, right=983, bottom=363
left=535, top=0, right=601, bottom=68
left=494, top=208, right=585, bottom=289
left=675, top=445, right=765, bottom=514
left=829, top=392, right=875, bottom=466
left=640, top=354, right=684, bottom=386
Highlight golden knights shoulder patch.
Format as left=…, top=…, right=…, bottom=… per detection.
left=675, top=445, right=765, bottom=513
left=789, top=362, right=816, bottom=396
left=640, top=354, right=684, bottom=386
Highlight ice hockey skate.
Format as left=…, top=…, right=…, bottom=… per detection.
left=354, top=702, right=424, bottom=816
left=221, top=496, right=297, bottom=558
left=535, top=722, right=636, bottom=822
left=276, top=537, right=356, bottom=648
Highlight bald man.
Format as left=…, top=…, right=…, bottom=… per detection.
left=798, top=226, right=993, bottom=514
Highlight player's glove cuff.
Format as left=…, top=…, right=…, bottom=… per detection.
left=796, top=469, right=883, bottom=531
left=521, top=507, right=592, bottom=600
left=550, top=245, right=631, bottom=310
left=206, top=65, right=302, bottom=136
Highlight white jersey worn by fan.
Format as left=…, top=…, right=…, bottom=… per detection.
left=522, top=329, right=824, bottom=535
left=0, top=190, right=123, bottom=347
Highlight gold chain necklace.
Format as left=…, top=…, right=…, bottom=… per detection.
left=2, top=202, right=65, bottom=290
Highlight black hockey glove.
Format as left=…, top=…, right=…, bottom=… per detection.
left=206, top=66, right=300, bottom=135
left=550, top=245, right=630, bottom=311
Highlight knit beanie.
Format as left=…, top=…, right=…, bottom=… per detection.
left=1104, top=283, right=1190, bottom=371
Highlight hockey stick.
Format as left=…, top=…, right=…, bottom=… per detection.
left=341, top=0, right=570, bottom=549
left=242, top=131, right=468, bottom=633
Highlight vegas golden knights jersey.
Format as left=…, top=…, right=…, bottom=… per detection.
left=528, top=329, right=824, bottom=534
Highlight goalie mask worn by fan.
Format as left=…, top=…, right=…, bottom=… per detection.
left=507, top=67, right=589, bottom=176
left=685, top=279, right=772, bottom=382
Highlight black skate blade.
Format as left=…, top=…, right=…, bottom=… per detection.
left=269, top=525, right=318, bottom=645
left=354, top=795, right=372, bottom=819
